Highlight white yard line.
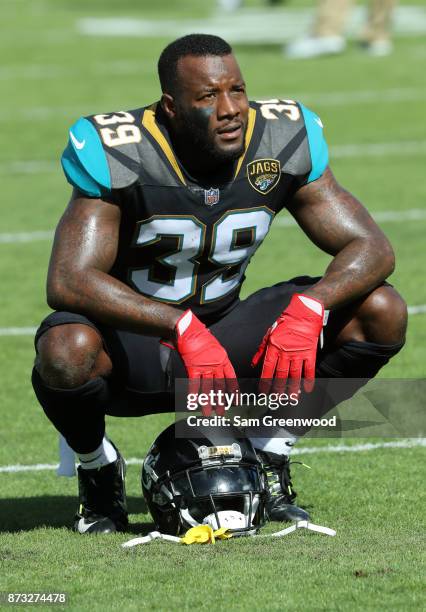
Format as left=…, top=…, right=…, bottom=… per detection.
left=1, top=207, right=426, bottom=245
left=77, top=6, right=426, bottom=41
left=408, top=304, right=426, bottom=315
left=0, top=60, right=151, bottom=81
left=0, top=304, right=424, bottom=338
left=1, top=140, right=424, bottom=178
left=0, top=230, right=54, bottom=244
left=332, top=140, right=426, bottom=158
left=0, top=327, right=38, bottom=336
left=1, top=303, right=424, bottom=338
left=285, top=88, right=426, bottom=107
left=0, top=205, right=425, bottom=248
left=0, top=161, right=57, bottom=175
left=275, top=208, right=426, bottom=228
left=1, top=302, right=424, bottom=337
left=292, top=439, right=426, bottom=455
left=2, top=88, right=426, bottom=121
left=0, top=438, right=424, bottom=474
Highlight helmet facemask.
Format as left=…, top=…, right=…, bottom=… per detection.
left=152, top=460, right=266, bottom=536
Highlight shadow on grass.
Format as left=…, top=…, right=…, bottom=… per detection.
left=0, top=495, right=148, bottom=533
left=0, top=495, right=314, bottom=535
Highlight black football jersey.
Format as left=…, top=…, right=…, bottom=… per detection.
left=61, top=99, right=328, bottom=321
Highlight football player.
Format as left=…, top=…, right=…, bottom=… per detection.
left=32, top=34, right=407, bottom=534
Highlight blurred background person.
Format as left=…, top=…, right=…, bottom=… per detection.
left=286, top=0, right=396, bottom=59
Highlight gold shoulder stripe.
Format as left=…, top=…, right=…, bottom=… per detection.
left=234, top=107, right=256, bottom=179
left=142, top=108, right=186, bottom=185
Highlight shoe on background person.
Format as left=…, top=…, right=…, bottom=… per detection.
left=217, top=0, right=286, bottom=11
left=285, top=35, right=346, bottom=59
left=285, top=0, right=395, bottom=59
left=360, top=38, right=393, bottom=56
left=217, top=0, right=242, bottom=11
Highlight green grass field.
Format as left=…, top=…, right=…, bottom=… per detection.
left=1, top=1, right=425, bottom=610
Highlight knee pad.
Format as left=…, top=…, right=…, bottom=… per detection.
left=31, top=368, right=110, bottom=453
left=317, top=340, right=404, bottom=379
left=34, top=311, right=101, bottom=350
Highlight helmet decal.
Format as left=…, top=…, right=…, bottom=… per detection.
left=198, top=443, right=242, bottom=461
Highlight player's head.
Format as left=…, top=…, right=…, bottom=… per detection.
left=158, top=34, right=249, bottom=164
left=142, top=423, right=267, bottom=537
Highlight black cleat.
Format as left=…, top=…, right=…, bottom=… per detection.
left=258, top=451, right=310, bottom=523
left=74, top=449, right=128, bottom=534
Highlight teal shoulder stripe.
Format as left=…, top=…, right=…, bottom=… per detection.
left=299, top=103, right=328, bottom=183
left=61, top=117, right=111, bottom=197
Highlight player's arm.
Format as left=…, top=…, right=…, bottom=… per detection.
left=252, top=104, right=395, bottom=393
left=47, top=190, right=181, bottom=339
left=252, top=167, right=394, bottom=393
left=47, top=191, right=237, bottom=405
left=286, top=166, right=395, bottom=309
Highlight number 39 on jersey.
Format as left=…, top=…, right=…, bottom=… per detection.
left=130, top=208, right=273, bottom=304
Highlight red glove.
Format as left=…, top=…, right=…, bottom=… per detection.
left=167, top=310, right=238, bottom=416
left=252, top=294, right=325, bottom=395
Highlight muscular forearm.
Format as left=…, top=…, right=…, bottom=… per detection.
left=47, top=269, right=181, bottom=338
left=303, top=235, right=395, bottom=310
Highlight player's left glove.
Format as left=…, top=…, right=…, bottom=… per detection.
left=251, top=294, right=325, bottom=395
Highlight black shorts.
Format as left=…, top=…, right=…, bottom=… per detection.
left=35, top=276, right=326, bottom=416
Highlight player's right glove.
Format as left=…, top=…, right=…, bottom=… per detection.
left=164, top=310, right=238, bottom=416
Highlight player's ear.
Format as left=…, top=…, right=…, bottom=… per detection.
left=161, top=93, right=176, bottom=119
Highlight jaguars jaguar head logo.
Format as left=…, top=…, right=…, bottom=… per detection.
left=247, top=159, right=281, bottom=195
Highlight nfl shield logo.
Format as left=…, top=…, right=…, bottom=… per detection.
left=204, top=187, right=220, bottom=206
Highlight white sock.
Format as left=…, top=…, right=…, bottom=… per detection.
left=248, top=428, right=298, bottom=457
left=78, top=437, right=118, bottom=470
left=57, top=435, right=76, bottom=477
